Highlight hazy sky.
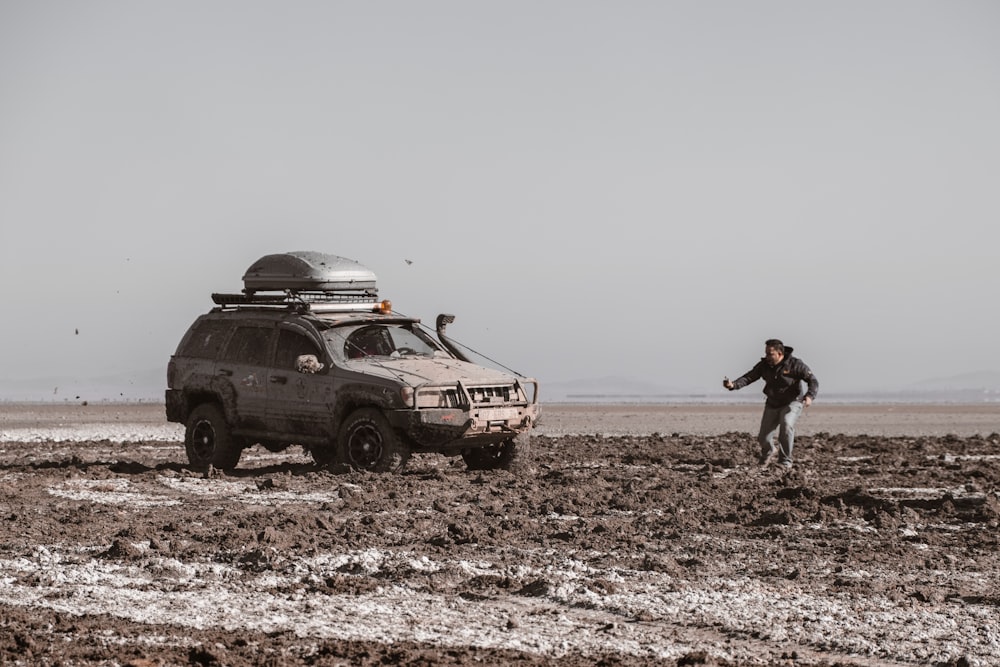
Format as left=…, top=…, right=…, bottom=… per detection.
left=2, top=1, right=998, bottom=397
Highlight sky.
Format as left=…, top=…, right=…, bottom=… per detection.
left=1, top=1, right=999, bottom=400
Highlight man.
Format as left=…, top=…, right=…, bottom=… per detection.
left=723, top=339, right=818, bottom=470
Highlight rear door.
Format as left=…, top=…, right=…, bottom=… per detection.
left=217, top=322, right=275, bottom=431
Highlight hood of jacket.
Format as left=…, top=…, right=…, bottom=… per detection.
left=762, top=345, right=794, bottom=365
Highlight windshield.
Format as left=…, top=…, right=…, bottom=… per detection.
left=324, top=324, right=445, bottom=362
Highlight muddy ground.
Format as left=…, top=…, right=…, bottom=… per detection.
left=0, top=403, right=998, bottom=666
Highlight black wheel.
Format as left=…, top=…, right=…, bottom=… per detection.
left=337, top=408, right=410, bottom=473
left=185, top=404, right=242, bottom=471
left=462, top=433, right=531, bottom=470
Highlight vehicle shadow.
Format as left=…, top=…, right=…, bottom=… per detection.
left=0, top=458, right=332, bottom=478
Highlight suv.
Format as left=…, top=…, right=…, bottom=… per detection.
left=165, top=251, right=540, bottom=473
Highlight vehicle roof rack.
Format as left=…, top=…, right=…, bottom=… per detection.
left=211, top=289, right=380, bottom=312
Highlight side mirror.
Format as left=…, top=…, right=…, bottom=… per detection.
left=296, top=354, right=324, bottom=374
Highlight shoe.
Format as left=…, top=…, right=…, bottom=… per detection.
left=757, top=452, right=775, bottom=468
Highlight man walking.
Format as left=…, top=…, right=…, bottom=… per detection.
left=723, top=339, right=819, bottom=470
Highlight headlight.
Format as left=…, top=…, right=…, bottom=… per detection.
left=400, top=386, right=414, bottom=406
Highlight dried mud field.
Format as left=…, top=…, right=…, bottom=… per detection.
left=1, top=403, right=998, bottom=666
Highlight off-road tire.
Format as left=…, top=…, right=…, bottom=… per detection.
left=337, top=408, right=410, bottom=473
left=184, top=403, right=242, bottom=471
left=462, top=431, right=532, bottom=472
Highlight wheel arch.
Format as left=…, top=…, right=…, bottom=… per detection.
left=180, top=381, right=239, bottom=426
left=331, top=386, right=404, bottom=442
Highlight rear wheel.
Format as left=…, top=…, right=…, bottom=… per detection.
left=185, top=404, right=242, bottom=471
left=337, top=408, right=410, bottom=473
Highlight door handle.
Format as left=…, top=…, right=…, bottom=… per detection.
left=270, top=375, right=288, bottom=384
left=217, top=368, right=233, bottom=377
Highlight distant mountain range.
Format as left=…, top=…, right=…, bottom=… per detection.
left=912, top=370, right=1000, bottom=390
left=2, top=370, right=999, bottom=404
left=542, top=373, right=1000, bottom=404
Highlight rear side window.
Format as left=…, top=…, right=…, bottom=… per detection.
left=178, top=319, right=233, bottom=359
left=221, top=326, right=274, bottom=366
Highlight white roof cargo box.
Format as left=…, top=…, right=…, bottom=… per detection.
left=242, top=251, right=378, bottom=293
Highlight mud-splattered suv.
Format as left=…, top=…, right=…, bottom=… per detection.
left=165, top=252, right=539, bottom=473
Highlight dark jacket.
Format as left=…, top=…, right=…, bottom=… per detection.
left=731, top=346, right=819, bottom=408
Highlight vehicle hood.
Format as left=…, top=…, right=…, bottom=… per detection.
left=343, top=356, right=521, bottom=386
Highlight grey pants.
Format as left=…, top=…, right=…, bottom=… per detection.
left=758, top=400, right=804, bottom=467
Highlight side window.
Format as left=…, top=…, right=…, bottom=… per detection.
left=221, top=326, right=274, bottom=366
left=275, top=330, right=321, bottom=370
left=179, top=320, right=233, bottom=359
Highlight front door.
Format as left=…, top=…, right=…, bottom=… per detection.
left=266, top=326, right=334, bottom=438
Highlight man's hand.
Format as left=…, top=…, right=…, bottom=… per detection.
left=723, top=377, right=734, bottom=390
left=803, top=396, right=813, bottom=408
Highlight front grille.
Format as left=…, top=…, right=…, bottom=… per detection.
left=414, top=384, right=516, bottom=409
left=468, top=386, right=512, bottom=403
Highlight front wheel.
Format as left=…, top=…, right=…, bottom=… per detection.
left=462, top=432, right=530, bottom=471
left=184, top=404, right=242, bottom=471
left=337, top=408, right=410, bottom=473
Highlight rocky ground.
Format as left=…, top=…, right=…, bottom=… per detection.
left=0, top=403, right=998, bottom=666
